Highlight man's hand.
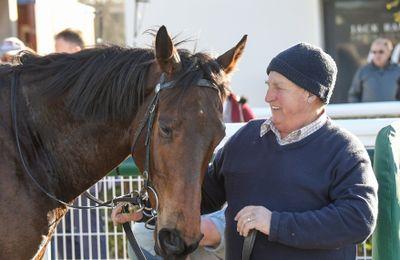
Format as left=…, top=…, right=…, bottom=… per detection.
left=111, top=203, right=143, bottom=225
left=235, top=205, right=272, bottom=237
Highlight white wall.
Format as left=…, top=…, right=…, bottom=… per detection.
left=129, top=0, right=323, bottom=107
left=35, top=0, right=95, bottom=54
left=0, top=0, right=18, bottom=40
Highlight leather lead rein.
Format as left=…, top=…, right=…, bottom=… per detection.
left=242, top=229, right=257, bottom=260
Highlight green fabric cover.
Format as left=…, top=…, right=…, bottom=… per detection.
left=372, top=121, right=400, bottom=260
left=108, top=156, right=141, bottom=177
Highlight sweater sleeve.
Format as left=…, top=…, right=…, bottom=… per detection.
left=348, top=68, right=363, bottom=103
left=201, top=148, right=227, bottom=214
left=268, top=149, right=378, bottom=249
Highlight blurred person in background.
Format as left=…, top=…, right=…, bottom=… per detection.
left=348, top=38, right=400, bottom=102
left=54, top=28, right=84, bottom=53
left=0, top=37, right=28, bottom=64
left=392, top=43, right=400, bottom=101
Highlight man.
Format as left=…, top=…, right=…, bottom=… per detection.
left=201, top=43, right=378, bottom=259
left=54, top=28, right=84, bottom=53
left=348, top=38, right=400, bottom=102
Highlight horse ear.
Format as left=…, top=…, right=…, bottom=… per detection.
left=155, top=25, right=182, bottom=75
left=217, top=35, right=247, bottom=74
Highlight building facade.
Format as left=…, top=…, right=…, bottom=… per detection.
left=2, top=0, right=398, bottom=104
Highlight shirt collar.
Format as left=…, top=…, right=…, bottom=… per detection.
left=260, top=111, right=327, bottom=145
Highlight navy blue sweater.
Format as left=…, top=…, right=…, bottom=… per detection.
left=201, top=119, right=378, bottom=260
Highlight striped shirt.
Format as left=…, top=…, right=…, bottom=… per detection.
left=260, top=112, right=327, bottom=145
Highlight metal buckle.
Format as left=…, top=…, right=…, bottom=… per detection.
left=154, top=83, right=161, bottom=93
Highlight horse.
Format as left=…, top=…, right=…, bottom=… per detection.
left=0, top=26, right=247, bottom=259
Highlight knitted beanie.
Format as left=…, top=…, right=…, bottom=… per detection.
left=267, top=43, right=337, bottom=104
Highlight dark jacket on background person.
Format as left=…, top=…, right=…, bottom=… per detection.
left=348, top=63, right=400, bottom=102
left=201, top=119, right=378, bottom=260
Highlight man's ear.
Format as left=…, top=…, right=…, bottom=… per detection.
left=307, top=93, right=317, bottom=104
left=155, top=25, right=182, bottom=75
left=217, top=35, right=247, bottom=74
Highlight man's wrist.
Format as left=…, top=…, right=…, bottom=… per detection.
left=200, top=217, right=221, bottom=247
left=260, top=209, right=272, bottom=235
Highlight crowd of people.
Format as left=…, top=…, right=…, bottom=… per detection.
left=1, top=30, right=399, bottom=260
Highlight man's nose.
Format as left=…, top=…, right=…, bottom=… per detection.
left=265, top=89, right=274, bottom=103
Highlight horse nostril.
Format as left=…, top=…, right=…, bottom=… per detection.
left=158, top=228, right=185, bottom=256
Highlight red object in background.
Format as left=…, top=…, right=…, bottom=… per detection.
left=228, top=93, right=255, bottom=123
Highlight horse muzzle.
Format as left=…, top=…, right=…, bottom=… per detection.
left=156, top=228, right=202, bottom=259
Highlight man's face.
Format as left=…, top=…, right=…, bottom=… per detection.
left=55, top=38, right=81, bottom=54
left=370, top=42, right=391, bottom=68
left=265, top=71, right=313, bottom=137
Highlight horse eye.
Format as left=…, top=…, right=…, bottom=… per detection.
left=159, top=125, right=173, bottom=138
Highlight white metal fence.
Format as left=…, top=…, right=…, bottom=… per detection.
left=252, top=101, right=400, bottom=120
left=47, top=176, right=143, bottom=260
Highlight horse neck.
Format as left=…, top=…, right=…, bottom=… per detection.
left=24, top=108, right=133, bottom=202
left=19, top=88, right=154, bottom=203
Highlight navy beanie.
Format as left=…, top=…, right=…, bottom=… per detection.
left=267, top=43, right=337, bottom=104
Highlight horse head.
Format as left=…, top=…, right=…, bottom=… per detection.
left=131, top=26, right=247, bottom=259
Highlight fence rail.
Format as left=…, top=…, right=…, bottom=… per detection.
left=252, top=101, right=400, bottom=119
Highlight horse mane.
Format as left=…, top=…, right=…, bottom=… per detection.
left=0, top=45, right=227, bottom=122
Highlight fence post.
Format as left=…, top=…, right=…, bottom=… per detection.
left=372, top=121, right=400, bottom=260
